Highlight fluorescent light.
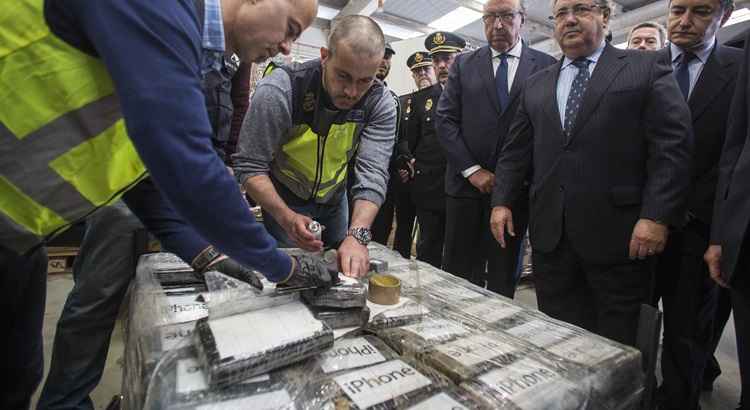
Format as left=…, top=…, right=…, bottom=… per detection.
left=317, top=5, right=339, bottom=20
left=614, top=41, right=628, bottom=49
left=725, top=7, right=750, bottom=27
left=429, top=7, right=483, bottom=32
left=373, top=18, right=425, bottom=39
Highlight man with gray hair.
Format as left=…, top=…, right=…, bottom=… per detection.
left=233, top=15, right=396, bottom=278
left=627, top=21, right=667, bottom=50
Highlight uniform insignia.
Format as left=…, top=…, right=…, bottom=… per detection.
left=415, top=53, right=423, bottom=63
left=406, top=98, right=412, bottom=114
left=425, top=98, right=433, bottom=111
left=303, top=92, right=315, bottom=112
left=434, top=32, right=445, bottom=45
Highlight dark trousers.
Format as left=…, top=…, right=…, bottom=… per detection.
left=393, top=187, right=416, bottom=259
left=532, top=232, right=651, bottom=346
left=443, top=195, right=528, bottom=297
left=372, top=182, right=416, bottom=259
left=415, top=207, right=445, bottom=269
left=704, top=285, right=733, bottom=387
left=654, top=222, right=718, bottom=410
left=732, top=241, right=750, bottom=410
left=0, top=246, right=47, bottom=410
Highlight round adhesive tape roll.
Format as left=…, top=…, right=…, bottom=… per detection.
left=368, top=274, right=401, bottom=305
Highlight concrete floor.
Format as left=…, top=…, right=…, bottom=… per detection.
left=32, top=273, right=742, bottom=409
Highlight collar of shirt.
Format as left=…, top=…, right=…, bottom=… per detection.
left=491, top=39, right=523, bottom=60
left=669, top=36, right=715, bottom=65
left=560, top=39, right=606, bottom=71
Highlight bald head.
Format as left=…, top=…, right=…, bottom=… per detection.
left=328, top=15, right=385, bottom=59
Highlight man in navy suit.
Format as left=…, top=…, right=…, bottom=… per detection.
left=490, top=0, right=692, bottom=346
left=436, top=0, right=555, bottom=296
left=652, top=0, right=742, bottom=407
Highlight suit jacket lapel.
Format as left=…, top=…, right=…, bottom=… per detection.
left=567, top=44, right=627, bottom=143
left=689, top=46, right=732, bottom=121
left=479, top=46, right=502, bottom=113
left=501, top=43, right=536, bottom=120
left=543, top=61, right=564, bottom=137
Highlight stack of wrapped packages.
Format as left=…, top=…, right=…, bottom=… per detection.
left=122, top=243, right=644, bottom=410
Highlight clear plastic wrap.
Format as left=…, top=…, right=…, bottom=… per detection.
left=366, top=298, right=431, bottom=331
left=312, top=306, right=370, bottom=330
left=202, top=271, right=299, bottom=319
left=302, top=275, right=367, bottom=308
left=460, top=356, right=590, bottom=409
left=373, top=315, right=477, bottom=356
left=193, top=301, right=334, bottom=388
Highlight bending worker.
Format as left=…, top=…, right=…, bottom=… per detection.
left=0, top=1, right=330, bottom=407
left=233, top=15, right=397, bottom=278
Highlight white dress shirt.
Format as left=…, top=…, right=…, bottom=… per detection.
left=556, top=40, right=606, bottom=127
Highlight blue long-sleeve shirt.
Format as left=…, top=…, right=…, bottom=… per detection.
left=44, top=0, right=291, bottom=281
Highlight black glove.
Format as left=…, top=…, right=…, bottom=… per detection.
left=281, top=254, right=338, bottom=289
left=204, top=257, right=264, bottom=291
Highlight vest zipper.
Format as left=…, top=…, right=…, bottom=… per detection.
left=310, top=134, right=327, bottom=201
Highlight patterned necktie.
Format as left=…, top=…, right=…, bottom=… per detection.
left=563, top=58, right=592, bottom=139
left=674, top=52, right=696, bottom=100
left=496, top=53, right=510, bottom=113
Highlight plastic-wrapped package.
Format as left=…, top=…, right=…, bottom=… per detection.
left=417, top=331, right=535, bottom=384
left=302, top=275, right=367, bottom=308
left=203, top=271, right=299, bottom=319
left=193, top=301, right=334, bottom=388
left=312, top=335, right=399, bottom=376
left=403, top=387, right=484, bottom=410
left=447, top=296, right=528, bottom=329
left=312, top=306, right=370, bottom=330
left=297, top=357, right=455, bottom=410
left=367, top=242, right=411, bottom=269
left=374, top=316, right=474, bottom=356
left=366, top=298, right=430, bottom=331
left=504, top=318, right=578, bottom=349
left=460, top=356, right=590, bottom=409
left=162, top=286, right=209, bottom=324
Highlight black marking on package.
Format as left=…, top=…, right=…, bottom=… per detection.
left=435, top=334, right=520, bottom=368
left=506, top=319, right=575, bottom=348
left=159, top=322, right=196, bottom=352
left=547, top=335, right=623, bottom=365
left=319, top=337, right=387, bottom=374
left=401, top=318, right=469, bottom=342
left=463, top=299, right=522, bottom=323
left=166, top=294, right=208, bottom=323
left=333, top=359, right=432, bottom=408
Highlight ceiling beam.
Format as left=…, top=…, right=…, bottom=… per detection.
left=336, top=0, right=381, bottom=17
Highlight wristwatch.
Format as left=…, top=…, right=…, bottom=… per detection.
left=191, top=245, right=222, bottom=273
left=347, top=227, right=372, bottom=246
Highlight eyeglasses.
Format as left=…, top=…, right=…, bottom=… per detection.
left=482, top=11, right=522, bottom=24
left=548, top=4, right=601, bottom=21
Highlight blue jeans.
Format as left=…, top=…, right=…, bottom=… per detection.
left=262, top=189, right=349, bottom=248
left=1, top=246, right=47, bottom=410
left=37, top=202, right=143, bottom=410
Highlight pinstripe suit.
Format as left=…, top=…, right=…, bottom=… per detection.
left=492, top=43, right=693, bottom=345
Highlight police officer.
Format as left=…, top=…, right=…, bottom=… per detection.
left=407, top=51, right=437, bottom=91
left=405, top=32, right=465, bottom=268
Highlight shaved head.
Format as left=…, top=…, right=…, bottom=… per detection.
left=328, top=15, right=385, bottom=59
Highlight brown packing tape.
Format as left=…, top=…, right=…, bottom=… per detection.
left=368, top=274, right=401, bottom=305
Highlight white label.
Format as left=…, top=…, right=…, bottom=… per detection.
left=176, top=359, right=270, bottom=394
left=401, top=318, right=469, bottom=342
left=548, top=336, right=623, bottom=365
left=506, top=320, right=574, bottom=348
left=334, top=360, right=432, bottom=409
left=209, top=301, right=324, bottom=359
left=477, top=358, right=575, bottom=410
left=176, top=358, right=208, bottom=394
left=407, top=392, right=469, bottom=410
left=464, top=299, right=522, bottom=323
left=435, top=334, right=520, bottom=368
left=320, top=338, right=387, bottom=374
left=159, top=322, right=196, bottom=351
left=167, top=294, right=208, bottom=323
left=195, top=389, right=291, bottom=410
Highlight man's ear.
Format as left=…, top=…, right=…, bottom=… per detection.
left=320, top=47, right=330, bottom=63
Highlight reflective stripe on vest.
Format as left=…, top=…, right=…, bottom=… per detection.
left=0, top=0, right=148, bottom=253
left=272, top=122, right=360, bottom=203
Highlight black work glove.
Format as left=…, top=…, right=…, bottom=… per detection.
left=280, top=254, right=338, bottom=289
left=203, top=257, right=264, bottom=291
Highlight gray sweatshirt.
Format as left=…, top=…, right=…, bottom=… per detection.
left=232, top=65, right=396, bottom=207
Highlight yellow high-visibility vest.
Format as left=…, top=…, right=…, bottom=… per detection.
left=0, top=0, right=148, bottom=254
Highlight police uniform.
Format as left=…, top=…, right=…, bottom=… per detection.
left=407, top=33, right=465, bottom=268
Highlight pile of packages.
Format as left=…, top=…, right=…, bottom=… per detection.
left=122, top=244, right=644, bottom=410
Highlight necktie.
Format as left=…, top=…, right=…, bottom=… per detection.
left=496, top=53, right=510, bottom=112
left=674, top=52, right=696, bottom=100
left=563, top=58, right=591, bottom=140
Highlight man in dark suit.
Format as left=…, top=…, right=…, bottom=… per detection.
left=490, top=0, right=693, bottom=346
left=435, top=0, right=556, bottom=296
left=405, top=32, right=465, bottom=268
left=705, top=28, right=750, bottom=410
left=652, top=0, right=741, bottom=407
